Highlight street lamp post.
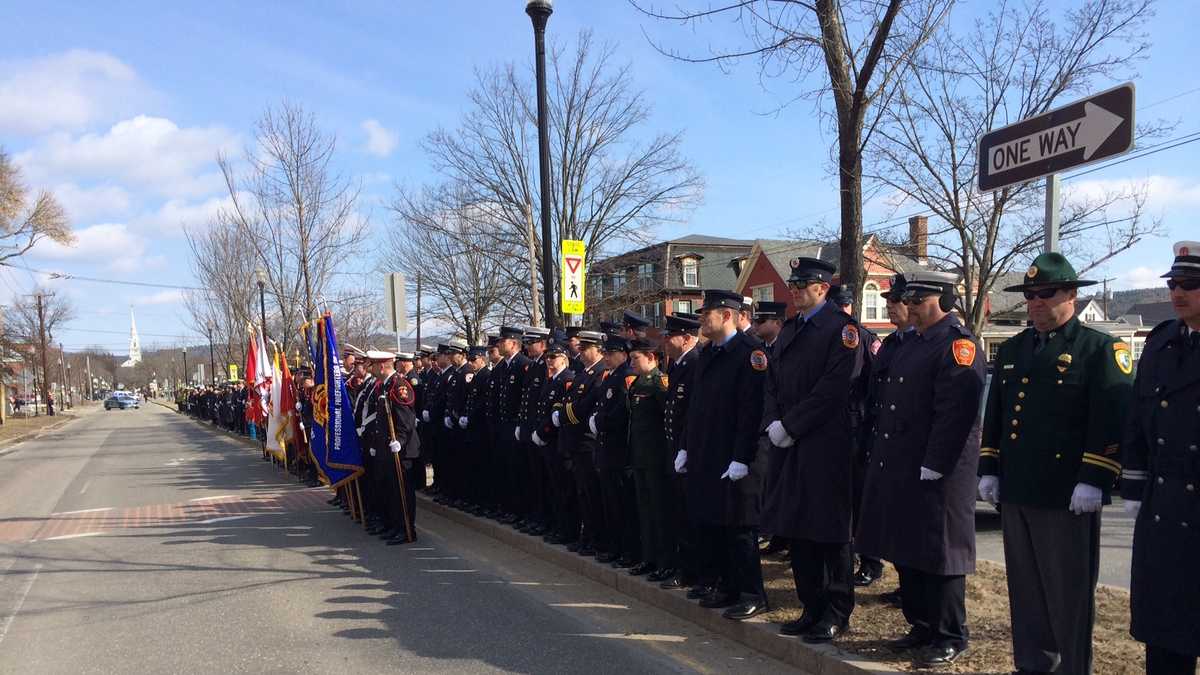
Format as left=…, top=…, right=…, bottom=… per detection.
left=255, top=268, right=268, bottom=343
left=182, top=347, right=188, bottom=387
left=526, top=0, right=556, bottom=329
left=207, top=323, right=216, bottom=388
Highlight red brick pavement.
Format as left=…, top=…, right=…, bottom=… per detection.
left=0, top=489, right=332, bottom=543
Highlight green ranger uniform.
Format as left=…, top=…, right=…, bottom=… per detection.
left=980, top=315, right=1133, bottom=506
left=628, top=366, right=672, bottom=573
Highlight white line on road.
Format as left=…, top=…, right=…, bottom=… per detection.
left=550, top=603, right=629, bottom=610
left=0, top=564, right=41, bottom=647
left=79, top=479, right=92, bottom=495
left=406, top=547, right=435, bottom=551
left=42, top=532, right=103, bottom=541
left=198, top=515, right=251, bottom=524
left=52, top=507, right=113, bottom=516
left=561, top=632, right=687, bottom=643
left=421, top=569, right=477, bottom=573
left=189, top=495, right=237, bottom=502
left=414, top=556, right=460, bottom=560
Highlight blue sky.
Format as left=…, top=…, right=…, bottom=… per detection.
left=2, top=1, right=1197, bottom=356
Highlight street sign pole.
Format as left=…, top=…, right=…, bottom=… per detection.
left=1044, top=174, right=1061, bottom=253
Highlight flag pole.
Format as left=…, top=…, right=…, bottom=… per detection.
left=381, top=389, right=415, bottom=542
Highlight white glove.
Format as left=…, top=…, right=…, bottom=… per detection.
left=552, top=410, right=561, bottom=427
left=444, top=416, right=453, bottom=429
left=766, top=420, right=794, bottom=448
left=388, top=440, right=403, bottom=455
left=978, top=475, right=999, bottom=504
left=720, top=460, right=749, bottom=481
left=514, top=427, right=521, bottom=442
left=1124, top=499, right=1141, bottom=515
left=368, top=447, right=376, bottom=457
left=674, top=450, right=688, bottom=474
left=422, top=410, right=430, bottom=423
left=459, top=416, right=468, bottom=428
left=919, top=466, right=943, bottom=481
left=294, top=401, right=302, bottom=412
left=532, top=430, right=547, bottom=447
left=588, top=414, right=598, bottom=435
left=1069, top=483, right=1103, bottom=515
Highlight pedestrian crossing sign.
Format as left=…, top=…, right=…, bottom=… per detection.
left=561, top=239, right=586, bottom=315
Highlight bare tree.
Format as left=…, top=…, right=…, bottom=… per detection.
left=631, top=0, right=951, bottom=314
left=217, top=101, right=370, bottom=352
left=5, top=290, right=75, bottom=412
left=183, top=214, right=257, bottom=373
left=385, top=184, right=524, bottom=343
left=0, top=148, right=74, bottom=263
left=866, top=0, right=1159, bottom=334
left=423, top=30, right=704, bottom=326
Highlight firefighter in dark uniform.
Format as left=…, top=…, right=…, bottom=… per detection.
left=855, top=271, right=985, bottom=667
left=458, top=346, right=491, bottom=514
left=980, top=252, right=1134, bottom=675
left=565, top=326, right=585, bottom=373
left=419, top=346, right=447, bottom=494
left=680, top=289, right=769, bottom=622
left=364, top=350, right=419, bottom=544
left=483, top=336, right=507, bottom=517
left=559, top=332, right=611, bottom=555
left=440, top=339, right=469, bottom=504
left=1121, top=240, right=1200, bottom=674
left=661, top=312, right=702, bottom=590
left=529, top=339, right=575, bottom=541
left=395, top=353, right=425, bottom=503
left=351, top=352, right=382, bottom=534
left=750, top=302, right=790, bottom=560
left=594, top=334, right=638, bottom=568
left=621, top=310, right=650, bottom=339
left=761, top=258, right=861, bottom=641
left=515, top=327, right=550, bottom=533
left=409, top=347, right=430, bottom=491
left=496, top=326, right=532, bottom=523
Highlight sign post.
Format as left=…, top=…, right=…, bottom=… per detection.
left=978, top=83, right=1135, bottom=253
left=385, top=273, right=407, bottom=351
left=560, top=239, right=586, bottom=317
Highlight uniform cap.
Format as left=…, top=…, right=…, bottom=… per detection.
left=881, top=274, right=908, bottom=301
left=467, top=346, right=487, bottom=359
left=699, top=288, right=743, bottom=312
left=395, top=352, right=416, bottom=362
left=787, top=257, right=836, bottom=284
left=1002, top=253, right=1096, bottom=291
left=498, top=326, right=524, bottom=340
left=905, top=270, right=960, bottom=296
left=664, top=313, right=701, bottom=335
left=575, top=330, right=605, bottom=346
left=599, top=320, right=620, bottom=335
left=365, top=349, right=396, bottom=362
left=522, top=326, right=551, bottom=343
left=1162, top=240, right=1200, bottom=278
left=828, top=285, right=854, bottom=307
left=622, top=309, right=650, bottom=330
left=603, top=335, right=632, bottom=352
left=341, top=343, right=367, bottom=359
left=752, top=301, right=788, bottom=321
left=629, top=337, right=658, bottom=354
left=741, top=296, right=755, bottom=312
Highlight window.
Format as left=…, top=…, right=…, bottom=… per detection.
left=674, top=300, right=692, bottom=314
left=750, top=284, right=773, bottom=303
left=987, top=340, right=1001, bottom=362
left=612, top=273, right=625, bottom=293
left=682, top=258, right=699, bottom=287
left=863, top=283, right=880, bottom=321
left=638, top=262, right=655, bottom=278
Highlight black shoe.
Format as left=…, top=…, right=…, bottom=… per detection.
left=879, top=589, right=903, bottom=607
left=647, top=567, right=675, bottom=583
left=659, top=575, right=687, bottom=590
left=628, top=562, right=655, bottom=577
left=595, top=552, right=618, bottom=564
left=327, top=497, right=342, bottom=506
left=366, top=526, right=387, bottom=536
left=577, top=546, right=596, bottom=557
left=888, top=628, right=933, bottom=650
left=612, top=556, right=637, bottom=569
left=760, top=541, right=787, bottom=556
left=723, top=597, right=769, bottom=621
left=386, top=534, right=416, bottom=545
left=698, top=591, right=739, bottom=609
left=686, top=585, right=714, bottom=600
left=917, top=644, right=968, bottom=667
left=378, top=529, right=401, bottom=540
left=853, top=568, right=880, bottom=587
left=779, top=611, right=820, bottom=636
left=801, top=619, right=848, bottom=643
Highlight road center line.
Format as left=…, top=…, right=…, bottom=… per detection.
left=52, top=507, right=113, bottom=516
left=198, top=515, right=251, bottom=524
left=42, top=532, right=103, bottom=541
left=0, top=564, right=42, bottom=647
left=78, top=479, right=92, bottom=495
left=190, top=495, right=237, bottom=502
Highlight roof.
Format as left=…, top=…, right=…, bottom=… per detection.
left=1123, top=301, right=1176, bottom=326
left=667, top=234, right=756, bottom=247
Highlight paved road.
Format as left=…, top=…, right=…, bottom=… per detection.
left=0, top=403, right=792, bottom=674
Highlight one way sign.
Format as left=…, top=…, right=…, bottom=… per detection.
left=978, top=83, right=1134, bottom=192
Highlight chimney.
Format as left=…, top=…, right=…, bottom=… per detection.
left=909, top=215, right=928, bottom=263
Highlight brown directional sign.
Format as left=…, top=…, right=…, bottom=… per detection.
left=978, top=83, right=1135, bottom=192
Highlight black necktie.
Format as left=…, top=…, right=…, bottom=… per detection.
left=1034, top=332, right=1048, bottom=354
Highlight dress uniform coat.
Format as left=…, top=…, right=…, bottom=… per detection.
left=517, top=356, right=548, bottom=521
left=537, top=367, right=576, bottom=537
left=365, top=372, right=419, bottom=535
left=595, top=360, right=637, bottom=560
left=498, top=354, right=532, bottom=513
left=855, top=315, right=985, bottom=575
left=560, top=358, right=609, bottom=549
left=462, top=364, right=491, bottom=505
left=761, top=302, right=860, bottom=542
left=629, top=367, right=672, bottom=568
left=1121, top=320, right=1200, bottom=657
left=683, top=331, right=766, bottom=527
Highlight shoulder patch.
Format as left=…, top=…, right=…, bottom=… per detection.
left=1113, top=342, right=1133, bottom=375
left=625, top=375, right=637, bottom=389
left=750, top=349, right=768, bottom=371
left=951, top=339, right=976, bottom=367
left=605, top=388, right=613, bottom=399
left=464, top=372, right=474, bottom=383
left=842, top=325, right=860, bottom=349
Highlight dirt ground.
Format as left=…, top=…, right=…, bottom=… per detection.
left=759, top=554, right=1144, bottom=674
left=0, top=403, right=92, bottom=445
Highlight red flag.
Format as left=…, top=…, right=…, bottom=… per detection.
left=278, top=349, right=296, bottom=445
left=244, top=327, right=259, bottom=422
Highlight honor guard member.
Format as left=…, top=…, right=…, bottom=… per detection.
left=395, top=353, right=425, bottom=500
left=351, top=349, right=381, bottom=531
left=365, top=349, right=420, bottom=544
left=593, top=333, right=638, bottom=568
left=855, top=272, right=985, bottom=667
left=661, top=311, right=702, bottom=591
left=980, top=253, right=1134, bottom=675
left=530, top=340, right=575, bottom=540
left=426, top=345, right=455, bottom=497
left=496, top=327, right=532, bottom=523
left=620, top=310, right=650, bottom=339
left=482, top=336, right=506, bottom=516
left=627, top=339, right=674, bottom=582
left=761, top=257, right=860, bottom=641
left=558, top=331, right=611, bottom=554
left=751, top=302, right=790, bottom=558
left=408, top=347, right=429, bottom=490
left=458, top=346, right=491, bottom=513
left=680, top=289, right=769, bottom=622
left=441, top=339, right=470, bottom=504
left=515, top=327, right=551, bottom=533
left=1121, top=241, right=1200, bottom=674
left=419, top=347, right=447, bottom=494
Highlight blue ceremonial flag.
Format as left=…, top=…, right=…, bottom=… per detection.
left=319, top=313, right=366, bottom=482
left=300, top=316, right=360, bottom=489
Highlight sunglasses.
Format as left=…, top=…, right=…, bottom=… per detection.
left=1167, top=278, right=1200, bottom=291
left=1022, top=288, right=1061, bottom=300
left=788, top=280, right=821, bottom=289
left=900, top=294, right=934, bottom=306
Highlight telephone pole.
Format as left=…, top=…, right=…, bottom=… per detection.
left=59, top=343, right=69, bottom=410
left=36, top=293, right=51, bottom=415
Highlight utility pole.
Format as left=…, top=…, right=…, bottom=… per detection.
left=525, top=202, right=541, bottom=325
left=415, top=272, right=422, bottom=351
left=36, top=294, right=50, bottom=416
left=59, top=343, right=69, bottom=410
left=86, top=354, right=93, bottom=402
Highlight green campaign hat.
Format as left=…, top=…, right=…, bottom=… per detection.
left=1003, top=252, right=1097, bottom=292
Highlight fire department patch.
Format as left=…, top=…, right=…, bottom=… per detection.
left=750, top=349, right=768, bottom=371
left=464, top=372, right=474, bottom=383
left=841, top=325, right=860, bottom=350
left=625, top=375, right=637, bottom=389
left=390, top=380, right=415, bottom=406
left=659, top=375, right=670, bottom=390
left=1114, top=342, right=1133, bottom=375
left=952, top=339, right=976, bottom=367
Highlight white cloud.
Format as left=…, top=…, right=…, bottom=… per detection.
left=135, top=194, right=237, bottom=235
left=1114, top=265, right=1163, bottom=290
left=1067, top=174, right=1200, bottom=212
left=27, top=222, right=156, bottom=273
left=361, top=119, right=399, bottom=157
left=0, top=50, right=154, bottom=135
left=16, top=115, right=237, bottom=199
left=53, top=182, right=133, bottom=223
left=134, top=289, right=184, bottom=305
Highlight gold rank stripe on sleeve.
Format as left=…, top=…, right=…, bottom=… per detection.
left=980, top=446, right=1000, bottom=458
left=1081, top=452, right=1121, bottom=473
left=565, top=402, right=579, bottom=425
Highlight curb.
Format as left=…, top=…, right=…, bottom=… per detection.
left=0, top=406, right=97, bottom=456
left=418, top=494, right=900, bottom=675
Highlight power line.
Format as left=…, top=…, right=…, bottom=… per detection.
left=0, top=263, right=207, bottom=291
left=1065, top=131, right=1200, bottom=180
